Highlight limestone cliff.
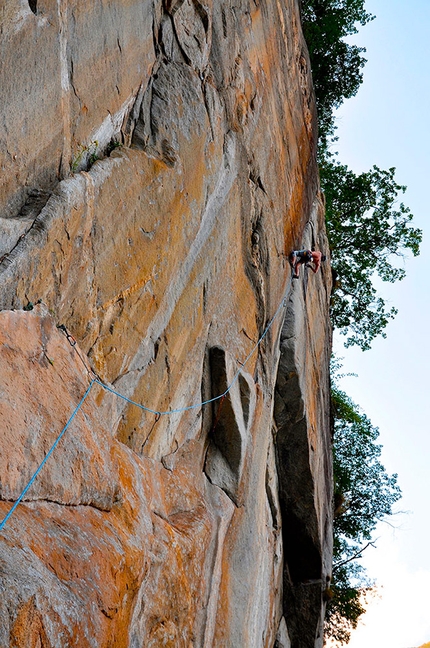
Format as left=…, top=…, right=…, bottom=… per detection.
left=0, top=1, right=333, bottom=647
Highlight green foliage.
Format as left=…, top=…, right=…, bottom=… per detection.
left=331, top=381, right=401, bottom=542
left=71, top=140, right=99, bottom=173
left=322, top=161, right=422, bottom=350
left=301, top=0, right=374, bottom=151
left=106, top=139, right=122, bottom=156
left=71, top=139, right=120, bottom=173
left=325, top=370, right=402, bottom=643
left=324, top=562, right=369, bottom=645
left=301, top=2, right=417, bottom=642
left=301, top=1, right=422, bottom=350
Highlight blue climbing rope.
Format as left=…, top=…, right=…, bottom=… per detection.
left=0, top=272, right=293, bottom=533
left=95, top=275, right=292, bottom=416
left=0, top=380, right=96, bottom=532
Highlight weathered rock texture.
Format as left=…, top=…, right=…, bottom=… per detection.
left=0, top=1, right=333, bottom=646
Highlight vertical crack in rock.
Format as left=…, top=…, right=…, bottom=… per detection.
left=266, top=434, right=281, bottom=533
left=57, top=0, right=72, bottom=179
left=274, top=209, right=332, bottom=648
left=204, top=346, right=255, bottom=505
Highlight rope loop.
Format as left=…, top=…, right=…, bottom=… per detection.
left=0, top=275, right=292, bottom=533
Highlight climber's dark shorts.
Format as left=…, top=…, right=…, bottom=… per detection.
left=291, top=250, right=313, bottom=264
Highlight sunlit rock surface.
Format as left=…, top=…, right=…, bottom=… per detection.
left=0, top=0, right=332, bottom=646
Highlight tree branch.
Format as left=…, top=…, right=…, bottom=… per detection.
left=333, top=540, right=376, bottom=572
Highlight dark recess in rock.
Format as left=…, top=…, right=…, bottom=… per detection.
left=205, top=346, right=243, bottom=476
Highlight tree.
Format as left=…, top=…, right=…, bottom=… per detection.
left=301, top=0, right=374, bottom=151
left=324, top=561, right=369, bottom=645
left=325, top=375, right=402, bottom=643
left=322, top=161, right=422, bottom=350
left=299, top=5, right=419, bottom=641
left=301, top=1, right=422, bottom=349
left=301, top=1, right=421, bottom=349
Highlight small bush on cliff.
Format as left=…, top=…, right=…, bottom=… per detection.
left=326, top=374, right=402, bottom=643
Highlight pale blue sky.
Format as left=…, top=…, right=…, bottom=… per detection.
left=331, top=1, right=430, bottom=646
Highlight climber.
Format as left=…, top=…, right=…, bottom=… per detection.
left=289, top=249, right=326, bottom=278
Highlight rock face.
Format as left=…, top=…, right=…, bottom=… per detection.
left=0, top=1, right=333, bottom=647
